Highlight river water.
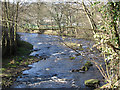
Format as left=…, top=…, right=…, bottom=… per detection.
left=11, top=32, right=104, bottom=88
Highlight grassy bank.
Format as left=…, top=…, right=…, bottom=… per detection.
left=43, top=30, right=94, bottom=40
left=1, top=40, right=41, bottom=88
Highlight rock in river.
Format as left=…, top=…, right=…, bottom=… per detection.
left=84, top=79, right=100, bottom=87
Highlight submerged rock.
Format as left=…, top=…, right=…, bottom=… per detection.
left=33, top=48, right=41, bottom=51
left=46, top=46, right=50, bottom=49
left=78, top=45, right=84, bottom=51
left=70, top=57, right=76, bottom=60
left=84, top=79, right=100, bottom=87
left=84, top=61, right=93, bottom=67
left=71, top=61, right=93, bottom=72
left=71, top=68, right=85, bottom=73
left=35, top=54, right=39, bottom=57
left=81, top=66, right=88, bottom=71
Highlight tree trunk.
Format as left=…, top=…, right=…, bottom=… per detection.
left=82, top=1, right=97, bottom=34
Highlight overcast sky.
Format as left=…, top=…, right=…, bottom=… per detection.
left=0, top=0, right=110, bottom=2
left=0, top=0, right=119, bottom=3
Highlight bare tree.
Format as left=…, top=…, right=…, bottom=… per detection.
left=2, top=0, right=20, bottom=56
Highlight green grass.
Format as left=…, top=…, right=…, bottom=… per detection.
left=2, top=40, right=33, bottom=67
left=0, top=68, right=6, bottom=71
left=2, top=40, right=34, bottom=88
left=16, top=40, right=33, bottom=56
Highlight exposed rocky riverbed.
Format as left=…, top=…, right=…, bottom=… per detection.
left=11, top=32, right=105, bottom=88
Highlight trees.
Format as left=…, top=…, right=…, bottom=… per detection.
left=95, top=2, right=120, bottom=88
left=1, top=0, right=119, bottom=88
left=48, top=2, right=65, bottom=35
left=2, top=0, right=19, bottom=56
left=81, top=1, right=120, bottom=88
left=56, top=0, right=120, bottom=88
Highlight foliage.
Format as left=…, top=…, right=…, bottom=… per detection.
left=16, top=40, right=33, bottom=56
left=93, top=1, right=120, bottom=88
left=1, top=0, right=119, bottom=89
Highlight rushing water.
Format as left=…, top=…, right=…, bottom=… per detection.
left=11, top=32, right=104, bottom=88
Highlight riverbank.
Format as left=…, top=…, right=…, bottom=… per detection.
left=1, top=39, right=41, bottom=88
left=18, top=29, right=94, bottom=40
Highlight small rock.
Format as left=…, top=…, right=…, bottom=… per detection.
left=71, top=69, right=85, bottom=73
left=75, top=53, right=81, bottom=56
left=84, top=79, right=100, bottom=87
left=52, top=74, right=57, bottom=76
left=35, top=54, right=39, bottom=57
left=33, top=48, right=41, bottom=51
left=70, top=57, right=76, bottom=60
left=80, top=66, right=88, bottom=71
left=39, top=56, right=43, bottom=59
left=85, top=61, right=93, bottom=67
left=71, top=69, right=79, bottom=72
left=61, top=53, right=66, bottom=55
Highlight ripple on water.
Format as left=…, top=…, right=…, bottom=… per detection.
left=12, top=33, right=104, bottom=88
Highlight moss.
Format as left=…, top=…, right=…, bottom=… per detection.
left=16, top=40, right=33, bottom=56
left=24, top=62, right=29, bottom=65
left=18, top=57, right=22, bottom=60
left=85, top=79, right=100, bottom=87
left=2, top=39, right=35, bottom=89
left=85, top=61, right=93, bottom=67
left=81, top=66, right=88, bottom=71
left=16, top=61, right=20, bottom=65
left=1, top=73, right=11, bottom=77
left=70, top=57, right=76, bottom=60
left=1, top=68, right=6, bottom=71
left=18, top=40, right=33, bottom=49
left=9, top=64, right=17, bottom=68
left=79, top=61, right=93, bottom=72
left=78, top=47, right=84, bottom=51
left=2, top=57, right=40, bottom=89
left=29, top=58, right=34, bottom=61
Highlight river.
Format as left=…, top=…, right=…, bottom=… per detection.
left=11, top=32, right=104, bottom=88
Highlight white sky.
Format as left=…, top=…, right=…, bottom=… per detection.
left=0, top=0, right=119, bottom=2
left=0, top=0, right=110, bottom=2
